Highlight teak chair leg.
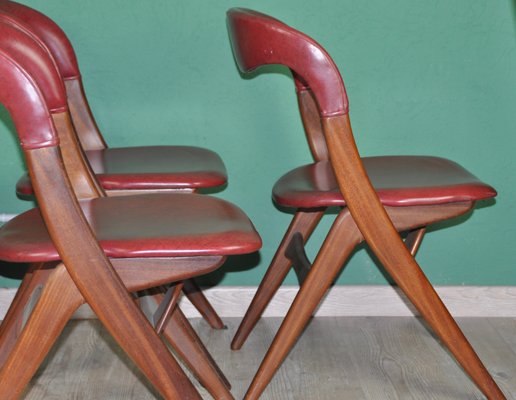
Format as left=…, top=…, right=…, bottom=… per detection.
left=231, top=209, right=325, bottom=350
left=163, top=307, right=234, bottom=400
left=0, top=264, right=84, bottom=399
left=404, top=227, right=426, bottom=256
left=154, top=283, right=184, bottom=334
left=183, top=279, right=225, bottom=329
left=69, top=270, right=202, bottom=399
left=0, top=263, right=53, bottom=367
left=244, top=209, right=361, bottom=400
left=373, top=235, right=506, bottom=399
left=0, top=263, right=38, bottom=339
left=148, top=288, right=231, bottom=391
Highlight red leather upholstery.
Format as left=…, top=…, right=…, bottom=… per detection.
left=0, top=20, right=65, bottom=112
left=227, top=8, right=348, bottom=117
left=0, top=20, right=64, bottom=149
left=273, top=156, right=497, bottom=208
left=0, top=193, right=262, bottom=262
left=16, top=145, right=228, bottom=195
left=85, top=146, right=227, bottom=190
left=0, top=1, right=80, bottom=79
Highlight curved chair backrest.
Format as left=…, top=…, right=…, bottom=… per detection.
left=0, top=17, right=102, bottom=199
left=0, top=1, right=106, bottom=150
left=227, top=8, right=351, bottom=162
left=227, top=8, right=349, bottom=118
left=0, top=20, right=64, bottom=150
left=0, top=0, right=80, bottom=79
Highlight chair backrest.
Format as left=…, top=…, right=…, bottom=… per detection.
left=227, top=9, right=349, bottom=118
left=227, top=9, right=352, bottom=162
left=0, top=20, right=107, bottom=265
left=0, top=10, right=103, bottom=198
left=0, top=0, right=79, bottom=79
left=0, top=17, right=102, bottom=200
left=294, top=78, right=329, bottom=161
left=0, top=21, right=63, bottom=150
left=0, top=1, right=106, bottom=150
left=227, top=8, right=427, bottom=287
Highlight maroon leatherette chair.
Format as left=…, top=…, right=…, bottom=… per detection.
left=0, top=0, right=227, bottom=329
left=0, top=19, right=261, bottom=399
left=227, top=8, right=504, bottom=399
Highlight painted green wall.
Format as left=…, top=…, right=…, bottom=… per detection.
left=0, top=0, right=515, bottom=287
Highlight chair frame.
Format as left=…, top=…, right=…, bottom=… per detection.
left=226, top=8, right=504, bottom=399
left=232, top=83, right=428, bottom=348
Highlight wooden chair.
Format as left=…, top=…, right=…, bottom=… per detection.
left=0, top=0, right=227, bottom=329
left=226, top=8, right=505, bottom=399
left=0, top=20, right=261, bottom=399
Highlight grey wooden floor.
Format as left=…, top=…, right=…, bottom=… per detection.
left=19, top=317, right=516, bottom=399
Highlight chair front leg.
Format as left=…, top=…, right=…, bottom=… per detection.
left=370, top=231, right=506, bottom=399
left=231, top=208, right=325, bottom=350
left=0, top=262, right=55, bottom=367
left=244, top=209, right=360, bottom=400
left=0, top=263, right=84, bottom=399
left=164, top=307, right=234, bottom=400
left=144, top=287, right=232, bottom=397
left=72, top=268, right=202, bottom=400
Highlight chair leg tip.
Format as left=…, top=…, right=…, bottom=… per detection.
left=230, top=341, right=243, bottom=351
left=210, top=322, right=227, bottom=330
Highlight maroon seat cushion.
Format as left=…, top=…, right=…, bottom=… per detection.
left=89, top=146, right=227, bottom=190
left=16, top=145, right=227, bottom=196
left=0, top=193, right=261, bottom=263
left=273, top=156, right=497, bottom=208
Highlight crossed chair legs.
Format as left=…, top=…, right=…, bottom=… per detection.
left=231, top=210, right=427, bottom=350
left=235, top=203, right=505, bottom=400
left=0, top=261, right=234, bottom=400
left=231, top=209, right=325, bottom=350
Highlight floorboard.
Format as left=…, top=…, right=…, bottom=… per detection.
left=13, top=317, right=516, bottom=399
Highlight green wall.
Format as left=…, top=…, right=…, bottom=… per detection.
left=1, top=0, right=515, bottom=287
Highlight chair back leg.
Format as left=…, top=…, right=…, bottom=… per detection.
left=183, top=279, right=226, bottom=329
left=244, top=209, right=361, bottom=399
left=231, top=209, right=325, bottom=350
left=165, top=307, right=234, bottom=399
